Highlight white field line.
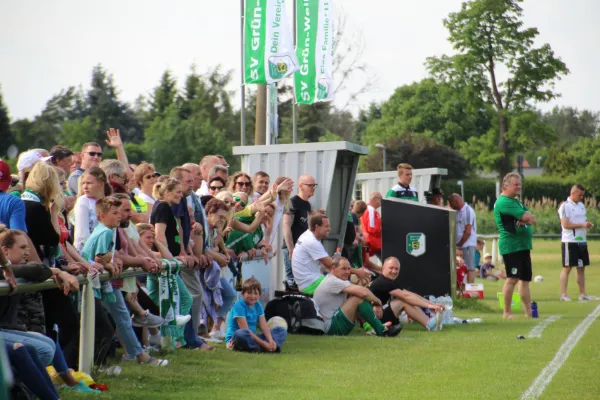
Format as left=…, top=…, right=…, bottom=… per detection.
left=528, top=315, right=561, bottom=338
left=521, top=305, right=600, bottom=400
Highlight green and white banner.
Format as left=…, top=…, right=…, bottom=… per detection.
left=244, top=0, right=299, bottom=84
left=295, top=0, right=335, bottom=104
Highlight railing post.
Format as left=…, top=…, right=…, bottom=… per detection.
left=492, top=239, right=498, bottom=266
left=78, top=277, right=95, bottom=374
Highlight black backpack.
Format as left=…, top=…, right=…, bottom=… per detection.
left=265, top=295, right=325, bottom=335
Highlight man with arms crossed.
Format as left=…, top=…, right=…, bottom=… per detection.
left=494, top=172, right=536, bottom=319
left=558, top=185, right=592, bottom=301
left=313, top=256, right=402, bottom=337
left=282, top=174, right=317, bottom=290
left=370, top=257, right=444, bottom=331
left=292, top=212, right=370, bottom=295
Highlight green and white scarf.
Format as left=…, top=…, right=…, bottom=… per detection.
left=158, top=258, right=183, bottom=339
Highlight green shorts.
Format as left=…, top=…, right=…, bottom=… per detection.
left=300, top=275, right=326, bottom=295
left=326, top=309, right=356, bottom=336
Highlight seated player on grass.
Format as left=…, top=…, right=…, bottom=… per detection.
left=225, top=278, right=287, bottom=353
left=369, top=257, right=445, bottom=331
left=479, top=253, right=507, bottom=281
left=313, top=256, right=402, bottom=337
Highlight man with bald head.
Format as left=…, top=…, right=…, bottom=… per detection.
left=196, top=155, right=220, bottom=196
left=282, top=174, right=317, bottom=290
left=361, top=192, right=383, bottom=259
left=369, top=257, right=444, bottom=331
left=448, top=193, right=478, bottom=284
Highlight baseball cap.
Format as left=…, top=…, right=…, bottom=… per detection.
left=484, top=253, right=492, bottom=259
left=0, top=160, right=11, bottom=191
left=17, top=150, right=53, bottom=172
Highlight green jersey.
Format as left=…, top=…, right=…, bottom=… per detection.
left=386, top=184, right=419, bottom=202
left=493, top=195, right=533, bottom=255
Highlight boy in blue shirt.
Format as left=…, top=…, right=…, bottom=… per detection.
left=226, top=278, right=287, bottom=353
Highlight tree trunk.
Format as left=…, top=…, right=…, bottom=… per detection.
left=254, top=85, right=267, bottom=145
left=497, top=110, right=510, bottom=179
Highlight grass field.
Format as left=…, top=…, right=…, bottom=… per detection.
left=63, top=240, right=600, bottom=400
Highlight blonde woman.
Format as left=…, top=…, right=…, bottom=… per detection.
left=228, top=172, right=254, bottom=196
left=134, top=162, right=158, bottom=207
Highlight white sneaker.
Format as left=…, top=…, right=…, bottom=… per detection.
left=579, top=295, right=591, bottom=301
left=204, top=337, right=223, bottom=344
left=175, top=315, right=192, bottom=327
left=209, top=330, right=226, bottom=340
left=560, top=295, right=572, bottom=301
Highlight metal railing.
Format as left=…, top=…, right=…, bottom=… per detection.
left=0, top=253, right=273, bottom=374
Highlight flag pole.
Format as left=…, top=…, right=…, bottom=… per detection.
left=292, top=0, right=298, bottom=144
left=240, top=0, right=246, bottom=146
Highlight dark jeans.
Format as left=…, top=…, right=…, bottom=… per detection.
left=282, top=247, right=294, bottom=284
left=42, top=289, right=80, bottom=368
left=232, top=327, right=287, bottom=353
left=8, top=344, right=60, bottom=400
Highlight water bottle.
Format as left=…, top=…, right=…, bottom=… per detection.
left=333, top=247, right=342, bottom=260
left=466, top=318, right=483, bottom=323
left=531, top=302, right=539, bottom=318
left=446, top=296, right=454, bottom=323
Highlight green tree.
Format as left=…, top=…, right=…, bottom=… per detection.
left=147, top=71, right=178, bottom=122
left=0, top=85, right=13, bottom=156
left=362, top=133, right=472, bottom=179
left=541, top=106, right=600, bottom=144
left=426, top=0, right=568, bottom=177
left=79, top=65, right=144, bottom=144
left=362, top=79, right=492, bottom=149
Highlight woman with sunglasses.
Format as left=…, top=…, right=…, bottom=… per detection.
left=134, top=162, right=158, bottom=208
left=228, top=172, right=254, bottom=197
left=207, top=176, right=226, bottom=196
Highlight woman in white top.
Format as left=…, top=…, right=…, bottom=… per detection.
left=73, top=167, right=110, bottom=252
left=133, top=162, right=158, bottom=207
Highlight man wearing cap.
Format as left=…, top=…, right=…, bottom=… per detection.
left=425, top=188, right=444, bottom=206
left=0, top=160, right=28, bottom=232
left=68, top=142, right=103, bottom=196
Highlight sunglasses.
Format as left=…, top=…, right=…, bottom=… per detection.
left=302, top=183, right=318, bottom=188
left=235, top=181, right=251, bottom=187
left=86, top=151, right=103, bottom=157
left=233, top=196, right=247, bottom=207
left=144, top=174, right=156, bottom=180
left=209, top=185, right=224, bottom=191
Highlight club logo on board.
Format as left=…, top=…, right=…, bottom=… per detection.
left=406, top=233, right=426, bottom=257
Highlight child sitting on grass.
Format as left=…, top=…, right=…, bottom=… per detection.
left=225, top=278, right=287, bottom=353
left=456, top=247, right=468, bottom=292
left=479, top=253, right=507, bottom=281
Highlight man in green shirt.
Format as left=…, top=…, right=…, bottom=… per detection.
left=493, top=172, right=536, bottom=319
left=385, top=163, right=418, bottom=201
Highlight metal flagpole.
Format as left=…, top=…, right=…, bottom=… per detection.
left=292, top=0, right=298, bottom=144
left=240, top=0, right=246, bottom=146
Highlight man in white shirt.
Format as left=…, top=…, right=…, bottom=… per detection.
left=313, top=257, right=402, bottom=337
left=558, top=185, right=593, bottom=301
left=292, top=212, right=331, bottom=295
left=292, top=212, right=371, bottom=295
left=449, top=194, right=478, bottom=283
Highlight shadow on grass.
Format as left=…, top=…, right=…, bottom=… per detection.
left=454, top=297, right=495, bottom=313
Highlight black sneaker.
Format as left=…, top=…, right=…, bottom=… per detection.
left=382, top=324, right=403, bottom=337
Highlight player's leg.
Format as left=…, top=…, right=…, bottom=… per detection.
left=576, top=268, right=587, bottom=298
left=560, top=242, right=573, bottom=300
left=518, top=250, right=533, bottom=317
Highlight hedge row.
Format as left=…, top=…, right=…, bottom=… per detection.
left=440, top=176, right=583, bottom=209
